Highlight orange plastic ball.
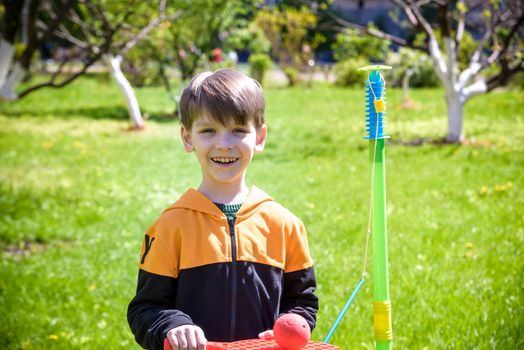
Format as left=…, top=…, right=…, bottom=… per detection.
left=273, top=313, right=311, bottom=350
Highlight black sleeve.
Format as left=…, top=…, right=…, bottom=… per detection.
left=127, top=269, right=194, bottom=350
left=279, top=266, right=319, bottom=331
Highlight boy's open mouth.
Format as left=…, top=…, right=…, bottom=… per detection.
left=211, top=157, right=239, bottom=164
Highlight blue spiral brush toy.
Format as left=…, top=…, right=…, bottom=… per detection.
left=362, top=65, right=391, bottom=140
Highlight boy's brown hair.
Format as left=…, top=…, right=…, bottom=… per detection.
left=179, top=69, right=265, bottom=130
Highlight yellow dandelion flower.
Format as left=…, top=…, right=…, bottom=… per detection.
left=466, top=242, right=474, bottom=249
left=48, top=334, right=59, bottom=341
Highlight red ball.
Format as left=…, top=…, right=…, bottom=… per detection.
left=273, top=313, right=311, bottom=350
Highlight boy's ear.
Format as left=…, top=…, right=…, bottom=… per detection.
left=255, top=124, right=267, bottom=153
left=180, top=126, right=194, bottom=152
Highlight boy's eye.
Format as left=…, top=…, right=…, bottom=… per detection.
left=199, top=128, right=215, bottom=134
left=233, top=128, right=248, bottom=134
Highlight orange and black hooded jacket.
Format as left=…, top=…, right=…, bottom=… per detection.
left=127, top=187, right=318, bottom=349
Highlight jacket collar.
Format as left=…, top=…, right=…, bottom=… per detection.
left=166, top=186, right=273, bottom=220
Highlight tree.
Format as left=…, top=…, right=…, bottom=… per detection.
left=0, top=0, right=176, bottom=129
left=332, top=26, right=390, bottom=63
left=99, top=1, right=178, bottom=129
left=331, top=26, right=391, bottom=86
left=254, top=6, right=322, bottom=85
left=123, top=0, right=261, bottom=114
left=154, top=0, right=256, bottom=81
left=329, top=0, right=524, bottom=143
left=0, top=0, right=25, bottom=91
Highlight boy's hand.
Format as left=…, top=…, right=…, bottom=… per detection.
left=166, top=325, right=207, bottom=350
left=258, top=329, right=274, bottom=340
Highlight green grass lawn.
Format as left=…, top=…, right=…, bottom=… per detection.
left=0, top=75, right=523, bottom=349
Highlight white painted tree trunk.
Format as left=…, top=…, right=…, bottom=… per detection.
left=445, top=91, right=465, bottom=142
left=427, top=36, right=490, bottom=143
left=0, top=62, right=26, bottom=100
left=402, top=68, right=413, bottom=102
left=0, top=39, right=16, bottom=90
left=103, top=54, right=144, bottom=129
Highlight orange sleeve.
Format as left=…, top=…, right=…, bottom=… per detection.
left=139, top=220, right=180, bottom=278
left=284, top=218, right=314, bottom=273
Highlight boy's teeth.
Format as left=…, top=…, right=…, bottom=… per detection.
left=213, top=157, right=237, bottom=163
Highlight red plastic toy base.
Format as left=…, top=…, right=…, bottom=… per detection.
left=164, top=338, right=340, bottom=350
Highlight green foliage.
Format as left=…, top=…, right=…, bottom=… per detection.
left=332, top=28, right=390, bottom=62
left=0, top=77, right=523, bottom=349
left=249, top=53, right=272, bottom=85
left=209, top=59, right=236, bottom=72
left=283, top=66, right=300, bottom=87
left=333, top=57, right=369, bottom=86
left=254, top=6, right=321, bottom=71
left=456, top=31, right=477, bottom=71
left=387, top=48, right=440, bottom=88
left=136, top=0, right=258, bottom=81
left=122, top=45, right=163, bottom=87
left=508, top=71, right=524, bottom=89
left=224, top=23, right=271, bottom=55
left=413, top=29, right=478, bottom=71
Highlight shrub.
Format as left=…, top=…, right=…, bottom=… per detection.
left=249, top=53, right=272, bottom=85
left=332, top=28, right=390, bottom=62
left=254, top=7, right=320, bottom=69
left=387, top=48, right=440, bottom=88
left=333, top=57, right=369, bottom=87
left=122, top=60, right=162, bottom=87
left=122, top=44, right=163, bottom=87
left=224, top=24, right=271, bottom=55
left=283, top=66, right=300, bottom=87
left=208, top=58, right=236, bottom=72
left=508, top=71, right=524, bottom=89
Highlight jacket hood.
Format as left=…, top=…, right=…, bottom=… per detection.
left=165, top=186, right=273, bottom=220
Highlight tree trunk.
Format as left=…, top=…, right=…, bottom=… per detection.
left=0, top=39, right=16, bottom=89
left=445, top=91, right=465, bottom=143
left=0, top=0, right=25, bottom=89
left=104, top=54, right=144, bottom=129
left=401, top=68, right=413, bottom=102
left=0, top=61, right=26, bottom=100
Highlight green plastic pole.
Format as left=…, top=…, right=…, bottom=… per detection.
left=370, top=139, right=391, bottom=350
left=358, top=65, right=393, bottom=350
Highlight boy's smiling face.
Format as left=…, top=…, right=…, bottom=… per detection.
left=181, top=114, right=267, bottom=197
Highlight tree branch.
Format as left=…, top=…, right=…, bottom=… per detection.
left=487, top=10, right=524, bottom=65
left=463, top=78, right=487, bottom=100
left=390, top=0, right=435, bottom=37
left=399, top=1, right=448, bottom=83
left=455, top=2, right=466, bottom=46
left=327, top=9, right=427, bottom=52
left=438, top=2, right=457, bottom=86
left=67, top=6, right=101, bottom=40
left=486, top=59, right=524, bottom=92
left=55, top=24, right=89, bottom=48
left=38, top=0, right=76, bottom=43
left=119, top=0, right=181, bottom=56
left=17, top=54, right=100, bottom=98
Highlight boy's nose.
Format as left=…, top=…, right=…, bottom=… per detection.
left=216, top=133, right=233, bottom=149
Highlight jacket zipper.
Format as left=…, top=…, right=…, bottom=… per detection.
left=227, top=217, right=237, bottom=341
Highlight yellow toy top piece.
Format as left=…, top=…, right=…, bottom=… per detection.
left=357, top=65, right=392, bottom=72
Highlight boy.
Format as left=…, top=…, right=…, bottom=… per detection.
left=127, top=69, right=318, bottom=350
